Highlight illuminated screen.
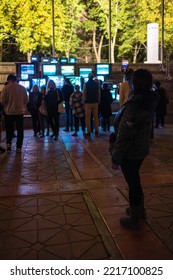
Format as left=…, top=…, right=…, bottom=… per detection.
left=60, top=57, right=68, bottom=64
left=83, top=77, right=88, bottom=83
left=50, top=57, right=58, bottom=63
left=41, top=57, right=49, bottom=63
left=96, top=75, right=105, bottom=82
left=42, top=64, right=57, bottom=76
left=31, top=56, right=38, bottom=63
left=20, top=64, right=35, bottom=80
left=96, top=64, right=110, bottom=75
left=79, top=68, right=93, bottom=78
left=48, top=75, right=64, bottom=89
left=60, top=65, right=74, bottom=76
left=68, top=76, right=82, bottom=90
left=111, top=83, right=119, bottom=101
left=31, top=78, right=46, bottom=89
left=69, top=57, right=76, bottom=64
left=18, top=80, right=30, bottom=90
left=121, top=60, right=129, bottom=71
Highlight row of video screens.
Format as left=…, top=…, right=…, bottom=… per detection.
left=18, top=63, right=111, bottom=80
left=18, top=76, right=119, bottom=101
left=18, top=76, right=81, bottom=91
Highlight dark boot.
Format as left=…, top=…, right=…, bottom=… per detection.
left=126, top=206, right=147, bottom=219
left=126, top=195, right=147, bottom=220
left=0, top=146, right=6, bottom=153
left=120, top=206, right=140, bottom=229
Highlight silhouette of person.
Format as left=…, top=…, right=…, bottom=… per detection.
left=111, top=69, right=158, bottom=229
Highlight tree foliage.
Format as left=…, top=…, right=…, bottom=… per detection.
left=0, top=0, right=173, bottom=63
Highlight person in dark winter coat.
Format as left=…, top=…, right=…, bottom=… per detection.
left=69, top=85, right=85, bottom=136
left=27, top=85, right=41, bottom=136
left=111, top=69, right=158, bottom=229
left=62, top=78, right=74, bottom=131
left=99, top=83, right=113, bottom=131
left=44, top=80, right=63, bottom=141
left=37, top=86, right=50, bottom=137
left=154, top=80, right=169, bottom=128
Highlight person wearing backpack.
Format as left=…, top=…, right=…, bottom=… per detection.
left=111, top=69, right=158, bottom=229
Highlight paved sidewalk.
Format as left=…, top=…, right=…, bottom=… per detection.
left=0, top=126, right=173, bottom=259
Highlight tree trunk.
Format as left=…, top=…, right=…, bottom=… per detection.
left=111, top=26, right=118, bottom=63
left=133, top=45, right=137, bottom=63
left=97, top=35, right=103, bottom=63
left=133, top=44, right=141, bottom=63
left=27, top=51, right=33, bottom=63
left=110, top=3, right=119, bottom=63
left=93, top=27, right=103, bottom=63
left=0, top=42, right=2, bottom=62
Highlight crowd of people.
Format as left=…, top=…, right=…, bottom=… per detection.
left=0, top=69, right=169, bottom=154
left=0, top=68, right=170, bottom=231
left=0, top=73, right=114, bottom=152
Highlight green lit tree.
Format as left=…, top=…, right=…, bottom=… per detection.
left=0, top=0, right=173, bottom=62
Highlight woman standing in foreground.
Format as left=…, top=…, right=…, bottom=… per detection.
left=111, top=69, right=158, bottom=229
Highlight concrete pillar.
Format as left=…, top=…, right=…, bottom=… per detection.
left=145, top=23, right=161, bottom=64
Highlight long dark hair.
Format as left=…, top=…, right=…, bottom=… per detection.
left=133, top=69, right=153, bottom=94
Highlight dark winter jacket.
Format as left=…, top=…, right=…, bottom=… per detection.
left=44, top=88, right=63, bottom=114
left=62, top=83, right=74, bottom=103
left=27, top=91, right=41, bottom=113
left=99, top=88, right=113, bottom=117
left=155, top=86, right=169, bottom=116
left=112, top=91, right=158, bottom=165
left=85, top=79, right=99, bottom=103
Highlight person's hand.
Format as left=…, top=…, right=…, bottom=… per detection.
left=112, top=163, right=120, bottom=170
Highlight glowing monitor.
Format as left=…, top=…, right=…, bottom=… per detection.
left=41, top=57, right=50, bottom=63
left=31, top=56, right=39, bottom=63
left=50, top=57, right=58, bottom=64
left=18, top=80, right=30, bottom=90
left=96, top=75, right=105, bottom=82
left=48, top=75, right=64, bottom=89
left=59, top=57, right=68, bottom=64
left=42, top=64, right=57, bottom=76
left=20, top=64, right=35, bottom=80
left=96, top=64, right=110, bottom=75
left=31, top=78, right=47, bottom=90
left=68, top=76, right=82, bottom=90
left=60, top=65, right=75, bottom=76
left=79, top=67, right=93, bottom=78
left=69, top=57, right=76, bottom=64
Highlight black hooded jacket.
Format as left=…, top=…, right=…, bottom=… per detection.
left=112, top=90, right=158, bottom=165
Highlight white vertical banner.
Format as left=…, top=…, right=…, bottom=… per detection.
left=145, top=23, right=161, bottom=63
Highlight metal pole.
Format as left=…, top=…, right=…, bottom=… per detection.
left=161, top=0, right=164, bottom=64
left=52, top=0, right=55, bottom=57
left=108, top=0, right=111, bottom=63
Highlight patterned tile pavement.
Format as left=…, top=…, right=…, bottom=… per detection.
left=0, top=125, right=173, bottom=260
left=0, top=192, right=121, bottom=260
